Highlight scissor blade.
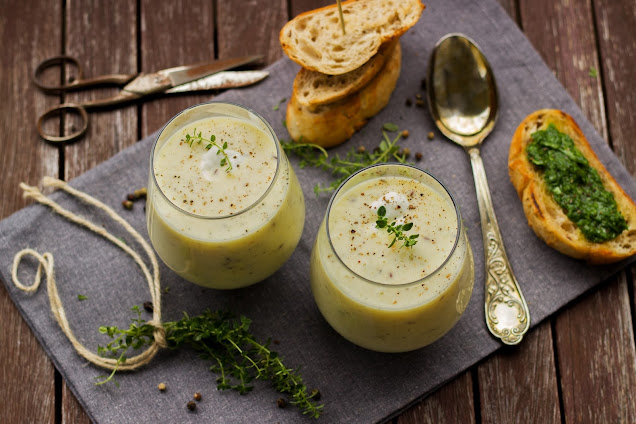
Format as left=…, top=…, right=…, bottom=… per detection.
left=165, top=70, right=269, bottom=94
left=163, top=55, right=263, bottom=88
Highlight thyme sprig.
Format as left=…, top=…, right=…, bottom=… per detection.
left=96, top=306, right=323, bottom=418
left=281, top=129, right=410, bottom=195
left=185, top=128, right=232, bottom=172
left=375, top=206, right=419, bottom=248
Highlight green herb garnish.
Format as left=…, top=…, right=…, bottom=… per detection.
left=375, top=206, right=419, bottom=248
left=281, top=129, right=410, bottom=195
left=95, top=306, right=323, bottom=418
left=527, top=123, right=627, bottom=242
left=588, top=66, right=598, bottom=78
left=185, top=128, right=232, bottom=172
left=383, top=122, right=399, bottom=132
left=273, top=98, right=287, bottom=111
left=77, top=294, right=88, bottom=301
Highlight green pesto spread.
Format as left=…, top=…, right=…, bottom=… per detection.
left=527, top=123, right=627, bottom=242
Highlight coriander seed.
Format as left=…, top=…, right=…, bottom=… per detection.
left=122, top=200, right=133, bottom=210
left=401, top=130, right=409, bottom=138
left=194, top=392, right=202, bottom=401
left=187, top=400, right=196, bottom=411
left=415, top=152, right=423, bottom=161
left=158, top=382, right=166, bottom=391
left=427, top=131, right=435, bottom=140
left=357, top=145, right=366, bottom=153
left=277, top=398, right=287, bottom=408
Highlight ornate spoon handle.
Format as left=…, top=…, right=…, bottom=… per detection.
left=468, top=147, right=530, bottom=345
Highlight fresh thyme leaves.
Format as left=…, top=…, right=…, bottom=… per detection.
left=185, top=128, right=232, bottom=172
left=375, top=206, right=419, bottom=248
left=77, top=294, right=88, bottom=301
left=383, top=122, right=399, bottom=132
left=273, top=98, right=287, bottom=111
left=588, top=66, right=598, bottom=78
left=96, top=306, right=323, bottom=418
left=281, top=130, right=410, bottom=195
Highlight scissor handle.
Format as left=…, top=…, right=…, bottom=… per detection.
left=33, top=55, right=136, bottom=94
left=36, top=104, right=88, bottom=143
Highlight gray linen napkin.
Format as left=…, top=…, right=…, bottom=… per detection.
left=1, top=0, right=635, bottom=423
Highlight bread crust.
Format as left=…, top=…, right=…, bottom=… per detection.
left=293, top=40, right=397, bottom=107
left=279, top=0, right=423, bottom=75
left=286, top=41, right=401, bottom=148
left=508, top=109, right=636, bottom=264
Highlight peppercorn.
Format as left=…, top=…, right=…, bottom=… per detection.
left=415, top=152, right=423, bottom=161
left=277, top=398, right=287, bottom=408
left=405, top=98, right=412, bottom=107
left=194, top=392, right=202, bottom=401
left=187, top=401, right=196, bottom=411
left=122, top=200, right=133, bottom=210
left=157, top=382, right=166, bottom=391
left=427, top=131, right=435, bottom=140
left=143, top=301, right=154, bottom=313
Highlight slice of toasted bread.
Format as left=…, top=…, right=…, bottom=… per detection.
left=509, top=109, right=636, bottom=264
left=293, top=40, right=398, bottom=107
left=286, top=41, right=401, bottom=148
left=280, top=0, right=423, bottom=75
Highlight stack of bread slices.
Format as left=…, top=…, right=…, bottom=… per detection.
left=280, top=0, right=425, bottom=148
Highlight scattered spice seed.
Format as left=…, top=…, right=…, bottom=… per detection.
left=158, top=382, right=166, bottom=391
left=187, top=401, right=197, bottom=411
left=357, top=145, right=366, bottom=153
left=194, top=392, right=202, bottom=401
left=401, top=130, right=409, bottom=138
left=427, top=131, right=435, bottom=140
left=415, top=93, right=422, bottom=100
left=415, top=99, right=425, bottom=108
left=122, top=200, right=133, bottom=210
left=277, top=398, right=287, bottom=408
left=401, top=147, right=411, bottom=157
left=415, top=152, right=423, bottom=161
left=420, top=79, right=427, bottom=90
left=310, top=389, right=321, bottom=400
left=143, top=301, right=154, bottom=313
left=405, top=98, right=412, bottom=107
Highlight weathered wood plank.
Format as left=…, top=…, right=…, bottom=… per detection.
left=397, top=372, right=476, bottom=424
left=140, top=0, right=215, bottom=138
left=63, top=0, right=138, bottom=180
left=61, top=1, right=138, bottom=422
left=477, top=322, right=561, bottom=423
left=520, top=1, right=636, bottom=423
left=290, top=0, right=333, bottom=18
left=0, top=0, right=61, bottom=422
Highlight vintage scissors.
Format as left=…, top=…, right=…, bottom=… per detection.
left=33, top=55, right=268, bottom=143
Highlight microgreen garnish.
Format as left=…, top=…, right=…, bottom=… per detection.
left=281, top=129, right=411, bottom=195
left=375, top=206, right=419, bottom=248
left=77, top=294, right=88, bottom=301
left=96, top=306, right=323, bottom=418
left=185, top=128, right=232, bottom=172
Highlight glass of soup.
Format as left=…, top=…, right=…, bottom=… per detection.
left=310, top=163, right=474, bottom=352
left=147, top=102, right=305, bottom=289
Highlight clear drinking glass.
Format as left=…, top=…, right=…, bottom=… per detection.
left=147, top=102, right=305, bottom=289
left=310, top=164, right=474, bottom=352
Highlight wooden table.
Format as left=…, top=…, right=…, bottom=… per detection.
left=1, top=0, right=634, bottom=422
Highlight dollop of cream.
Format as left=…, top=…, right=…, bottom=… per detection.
left=200, top=146, right=246, bottom=181
left=369, top=191, right=410, bottom=230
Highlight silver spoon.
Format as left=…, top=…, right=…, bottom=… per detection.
left=426, top=33, right=529, bottom=345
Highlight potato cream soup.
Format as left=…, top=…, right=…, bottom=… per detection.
left=310, top=164, right=474, bottom=352
left=147, top=102, right=304, bottom=289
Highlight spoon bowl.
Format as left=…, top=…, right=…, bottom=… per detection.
left=427, top=34, right=530, bottom=345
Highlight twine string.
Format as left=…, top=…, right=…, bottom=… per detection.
left=11, top=177, right=166, bottom=371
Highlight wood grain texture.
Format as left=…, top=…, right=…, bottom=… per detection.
left=140, top=0, right=215, bottom=137
left=396, top=372, right=476, bottom=424
left=477, top=323, right=561, bottom=423
left=64, top=0, right=138, bottom=180
left=521, top=1, right=636, bottom=423
left=0, top=0, right=61, bottom=422
left=290, top=0, right=334, bottom=18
